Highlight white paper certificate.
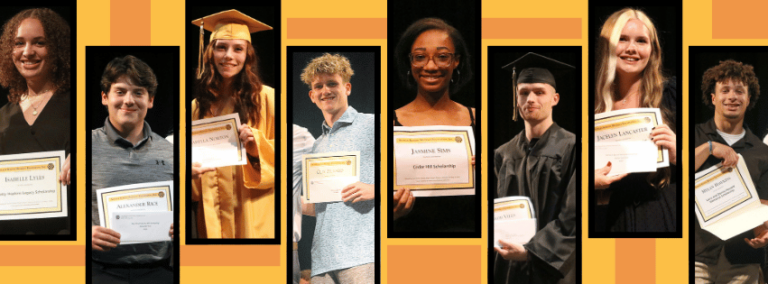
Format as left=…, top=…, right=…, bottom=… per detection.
left=191, top=113, right=247, bottom=168
left=594, top=141, right=658, bottom=176
left=694, top=155, right=768, bottom=240
left=0, top=150, right=67, bottom=220
left=595, top=108, right=669, bottom=171
left=110, top=211, right=172, bottom=244
left=96, top=181, right=174, bottom=229
left=494, top=196, right=536, bottom=247
left=393, top=126, right=475, bottom=197
left=302, top=152, right=360, bottom=204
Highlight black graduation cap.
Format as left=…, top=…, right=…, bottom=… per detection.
left=502, top=52, right=575, bottom=121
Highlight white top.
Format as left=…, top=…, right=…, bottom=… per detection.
left=716, top=129, right=745, bottom=146
left=292, top=125, right=315, bottom=242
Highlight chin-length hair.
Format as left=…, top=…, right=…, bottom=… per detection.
left=194, top=39, right=263, bottom=125
left=0, top=8, right=70, bottom=103
left=595, top=8, right=674, bottom=189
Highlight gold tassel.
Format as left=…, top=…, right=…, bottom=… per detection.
left=197, top=21, right=204, bottom=79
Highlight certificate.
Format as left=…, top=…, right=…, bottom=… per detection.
left=191, top=113, right=247, bottom=168
left=493, top=196, right=536, bottom=248
left=595, top=108, right=669, bottom=171
left=594, top=141, right=658, bottom=176
left=302, top=152, right=360, bottom=204
left=96, top=181, right=174, bottom=230
left=694, top=154, right=768, bottom=240
left=393, top=126, right=475, bottom=197
left=110, top=211, right=172, bottom=244
left=0, top=150, right=67, bottom=220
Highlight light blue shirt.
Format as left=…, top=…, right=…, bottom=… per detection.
left=310, top=106, right=375, bottom=276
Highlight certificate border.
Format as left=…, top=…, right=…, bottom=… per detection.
left=493, top=199, right=534, bottom=219
left=99, top=185, right=173, bottom=228
left=191, top=115, right=245, bottom=163
left=392, top=129, right=474, bottom=190
left=0, top=155, right=64, bottom=216
left=595, top=110, right=665, bottom=164
left=694, top=163, right=753, bottom=223
left=302, top=153, right=359, bottom=202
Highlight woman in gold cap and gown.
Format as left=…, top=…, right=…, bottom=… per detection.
left=190, top=10, right=276, bottom=239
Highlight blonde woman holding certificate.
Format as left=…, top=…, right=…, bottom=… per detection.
left=190, top=10, right=276, bottom=239
left=593, top=8, right=678, bottom=233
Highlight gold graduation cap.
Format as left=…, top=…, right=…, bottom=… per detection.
left=502, top=52, right=574, bottom=121
left=191, top=9, right=273, bottom=78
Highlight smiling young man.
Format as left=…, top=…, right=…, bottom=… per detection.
left=299, top=53, right=375, bottom=284
left=90, top=55, right=174, bottom=284
left=694, top=59, right=768, bottom=284
left=493, top=53, right=577, bottom=284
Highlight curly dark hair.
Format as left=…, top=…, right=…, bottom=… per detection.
left=0, top=8, right=70, bottom=103
left=701, top=59, right=760, bottom=110
left=193, top=39, right=263, bottom=125
left=100, top=55, right=158, bottom=97
left=395, top=18, right=472, bottom=95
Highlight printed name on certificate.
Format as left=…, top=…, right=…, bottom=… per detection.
left=595, top=108, right=669, bottom=168
left=191, top=113, right=247, bottom=168
left=0, top=150, right=67, bottom=220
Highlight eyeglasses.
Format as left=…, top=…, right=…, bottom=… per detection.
left=409, top=52, right=457, bottom=67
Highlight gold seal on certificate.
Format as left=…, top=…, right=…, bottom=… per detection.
left=191, top=113, right=247, bottom=168
left=493, top=196, right=536, bottom=247
left=595, top=108, right=669, bottom=175
left=0, top=150, right=67, bottom=220
left=96, top=181, right=174, bottom=244
left=302, top=152, right=360, bottom=204
left=695, top=154, right=768, bottom=240
left=393, top=126, right=475, bottom=197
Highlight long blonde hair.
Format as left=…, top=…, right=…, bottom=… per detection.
left=595, top=8, right=674, bottom=189
left=595, top=8, right=665, bottom=113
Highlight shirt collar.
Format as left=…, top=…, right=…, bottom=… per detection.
left=321, top=106, right=358, bottom=135
left=104, top=118, right=153, bottom=149
left=702, top=118, right=758, bottom=148
left=517, top=122, right=562, bottom=157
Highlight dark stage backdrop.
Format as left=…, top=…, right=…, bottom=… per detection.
left=387, top=0, right=478, bottom=111
left=487, top=47, right=582, bottom=197
left=85, top=47, right=179, bottom=138
left=291, top=51, right=377, bottom=139
left=0, top=5, right=74, bottom=107
left=690, top=47, right=768, bottom=140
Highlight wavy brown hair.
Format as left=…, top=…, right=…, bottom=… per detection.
left=194, top=39, right=263, bottom=124
left=0, top=8, right=70, bottom=103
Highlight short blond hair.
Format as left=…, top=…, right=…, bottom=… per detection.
left=300, top=53, right=354, bottom=87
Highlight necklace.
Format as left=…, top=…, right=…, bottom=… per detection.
left=23, top=89, right=50, bottom=116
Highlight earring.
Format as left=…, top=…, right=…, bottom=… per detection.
left=407, top=70, right=410, bottom=76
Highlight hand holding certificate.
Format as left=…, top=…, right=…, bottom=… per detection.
left=393, top=126, right=475, bottom=197
left=695, top=154, right=768, bottom=240
left=494, top=196, right=536, bottom=248
left=595, top=108, right=669, bottom=175
left=192, top=113, right=247, bottom=168
left=96, top=181, right=173, bottom=244
left=0, top=150, right=67, bottom=220
left=302, top=152, right=360, bottom=204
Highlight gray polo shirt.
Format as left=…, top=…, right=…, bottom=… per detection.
left=91, top=118, right=174, bottom=265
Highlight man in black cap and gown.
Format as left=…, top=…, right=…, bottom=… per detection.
left=493, top=52, right=578, bottom=284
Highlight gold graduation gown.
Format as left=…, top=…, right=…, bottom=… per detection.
left=191, top=86, right=275, bottom=238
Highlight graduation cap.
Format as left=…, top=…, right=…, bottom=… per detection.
left=502, top=52, right=575, bottom=121
left=191, top=9, right=273, bottom=79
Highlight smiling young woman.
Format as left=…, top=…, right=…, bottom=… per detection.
left=391, top=18, right=477, bottom=234
left=593, top=8, right=678, bottom=233
left=0, top=7, right=72, bottom=236
left=190, top=10, right=276, bottom=239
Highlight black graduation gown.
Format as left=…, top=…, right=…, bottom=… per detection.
left=493, top=123, right=577, bottom=284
